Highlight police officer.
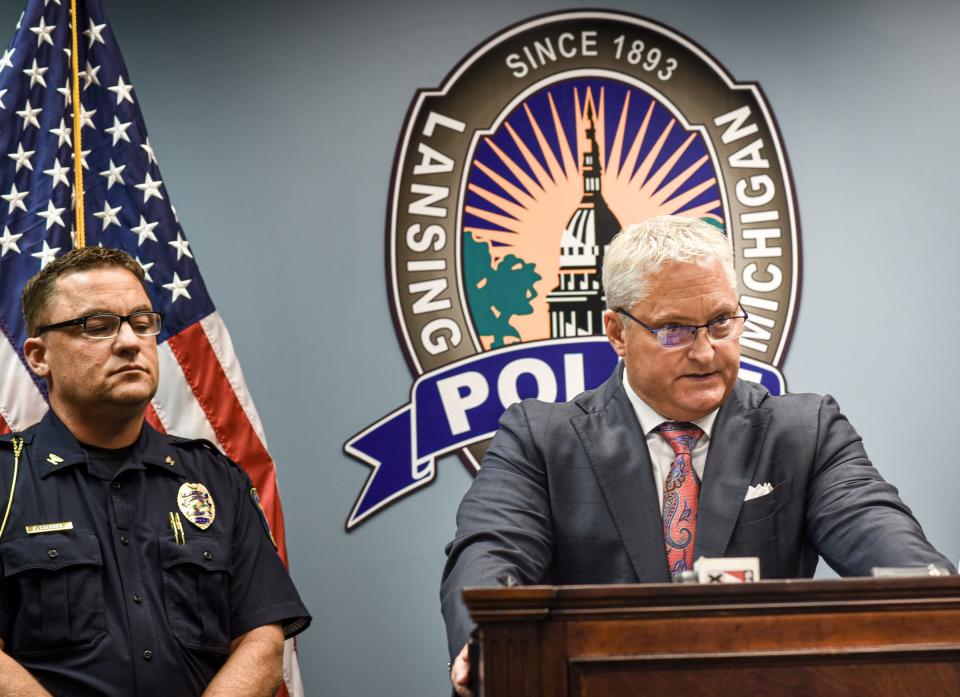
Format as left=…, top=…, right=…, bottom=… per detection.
left=0, top=247, right=310, bottom=696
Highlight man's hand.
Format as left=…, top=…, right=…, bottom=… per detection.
left=201, top=624, right=284, bottom=697
left=450, top=642, right=473, bottom=697
left=0, top=643, right=52, bottom=697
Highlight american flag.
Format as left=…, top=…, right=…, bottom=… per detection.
left=0, top=1, right=303, bottom=694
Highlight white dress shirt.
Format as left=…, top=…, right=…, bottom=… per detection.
left=622, top=372, right=720, bottom=510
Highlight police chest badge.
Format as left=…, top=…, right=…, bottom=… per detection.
left=177, top=482, right=216, bottom=530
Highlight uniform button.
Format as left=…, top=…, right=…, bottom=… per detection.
left=120, top=536, right=129, bottom=545
left=133, top=594, right=142, bottom=604
left=203, top=551, right=213, bottom=561
left=47, top=549, right=59, bottom=559
left=143, top=650, right=152, bottom=661
left=112, top=481, right=121, bottom=490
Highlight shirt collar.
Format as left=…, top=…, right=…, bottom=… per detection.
left=35, top=409, right=181, bottom=479
left=35, top=410, right=89, bottom=477
left=622, top=371, right=719, bottom=439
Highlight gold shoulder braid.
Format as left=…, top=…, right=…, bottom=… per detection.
left=0, top=435, right=23, bottom=540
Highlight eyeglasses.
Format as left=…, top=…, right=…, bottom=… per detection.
left=36, top=311, right=164, bottom=340
left=616, top=305, right=749, bottom=349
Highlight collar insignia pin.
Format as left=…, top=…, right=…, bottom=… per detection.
left=177, top=482, right=216, bottom=530
left=165, top=456, right=175, bottom=466
left=46, top=453, right=63, bottom=466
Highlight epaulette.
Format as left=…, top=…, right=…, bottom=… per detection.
left=166, top=435, right=244, bottom=473
left=0, top=435, right=13, bottom=476
left=0, top=427, right=36, bottom=447
left=0, top=433, right=25, bottom=538
left=166, top=435, right=218, bottom=451
left=0, top=432, right=23, bottom=454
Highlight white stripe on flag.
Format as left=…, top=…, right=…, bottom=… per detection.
left=283, top=638, right=304, bottom=697
left=153, top=341, right=220, bottom=446
left=0, top=338, right=47, bottom=431
left=199, top=312, right=269, bottom=448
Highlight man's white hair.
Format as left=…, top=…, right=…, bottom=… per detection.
left=602, top=215, right=735, bottom=310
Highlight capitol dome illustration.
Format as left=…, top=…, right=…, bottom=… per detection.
left=547, top=106, right=622, bottom=338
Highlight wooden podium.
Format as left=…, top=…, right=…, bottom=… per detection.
left=463, top=577, right=960, bottom=696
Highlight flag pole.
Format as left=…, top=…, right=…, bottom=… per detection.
left=69, top=0, right=85, bottom=248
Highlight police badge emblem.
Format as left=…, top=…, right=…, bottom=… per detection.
left=343, top=10, right=798, bottom=530
left=177, top=482, right=216, bottom=530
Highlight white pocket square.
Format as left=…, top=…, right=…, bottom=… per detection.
left=745, top=482, right=774, bottom=501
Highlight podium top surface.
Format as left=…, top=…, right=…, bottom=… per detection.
left=463, top=576, right=960, bottom=621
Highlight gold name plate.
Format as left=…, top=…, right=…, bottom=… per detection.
left=25, top=521, right=74, bottom=535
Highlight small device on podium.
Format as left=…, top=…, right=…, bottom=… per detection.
left=674, top=557, right=761, bottom=584
left=871, top=564, right=952, bottom=578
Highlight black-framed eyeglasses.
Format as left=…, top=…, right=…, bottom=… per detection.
left=616, top=305, right=749, bottom=349
left=35, top=311, right=163, bottom=340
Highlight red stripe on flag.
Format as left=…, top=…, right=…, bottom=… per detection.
left=0, top=412, right=8, bottom=435
left=145, top=403, right=165, bottom=433
left=166, top=324, right=288, bottom=564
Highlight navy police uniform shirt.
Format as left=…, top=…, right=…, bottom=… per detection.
left=0, top=410, right=310, bottom=696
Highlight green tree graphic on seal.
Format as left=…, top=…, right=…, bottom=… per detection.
left=464, top=233, right=541, bottom=348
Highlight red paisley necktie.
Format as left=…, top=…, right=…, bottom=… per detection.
left=656, top=421, right=704, bottom=577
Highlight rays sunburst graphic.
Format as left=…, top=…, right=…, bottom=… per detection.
left=463, top=78, right=723, bottom=347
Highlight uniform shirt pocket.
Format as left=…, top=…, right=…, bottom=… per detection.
left=0, top=529, right=105, bottom=656
left=158, top=533, right=232, bottom=654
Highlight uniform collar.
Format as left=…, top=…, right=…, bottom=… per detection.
left=35, top=410, right=182, bottom=479
left=34, top=410, right=88, bottom=477
left=137, top=420, right=185, bottom=476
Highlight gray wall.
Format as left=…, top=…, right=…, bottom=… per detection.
left=5, top=0, right=959, bottom=694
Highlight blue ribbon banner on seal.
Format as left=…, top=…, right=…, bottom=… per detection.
left=344, top=337, right=785, bottom=529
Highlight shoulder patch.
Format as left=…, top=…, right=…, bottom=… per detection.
left=249, top=487, right=278, bottom=549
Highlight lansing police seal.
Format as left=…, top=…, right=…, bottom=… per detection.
left=344, top=10, right=799, bottom=530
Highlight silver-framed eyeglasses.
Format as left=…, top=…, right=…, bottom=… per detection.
left=616, top=305, right=748, bottom=349
left=35, top=311, right=163, bottom=339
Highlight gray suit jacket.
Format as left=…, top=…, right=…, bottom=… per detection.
left=440, top=364, right=955, bottom=657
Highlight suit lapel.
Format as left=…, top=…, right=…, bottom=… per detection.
left=571, top=366, right=670, bottom=583
left=695, top=384, right=772, bottom=559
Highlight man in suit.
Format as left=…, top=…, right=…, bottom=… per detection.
left=441, top=215, right=955, bottom=696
